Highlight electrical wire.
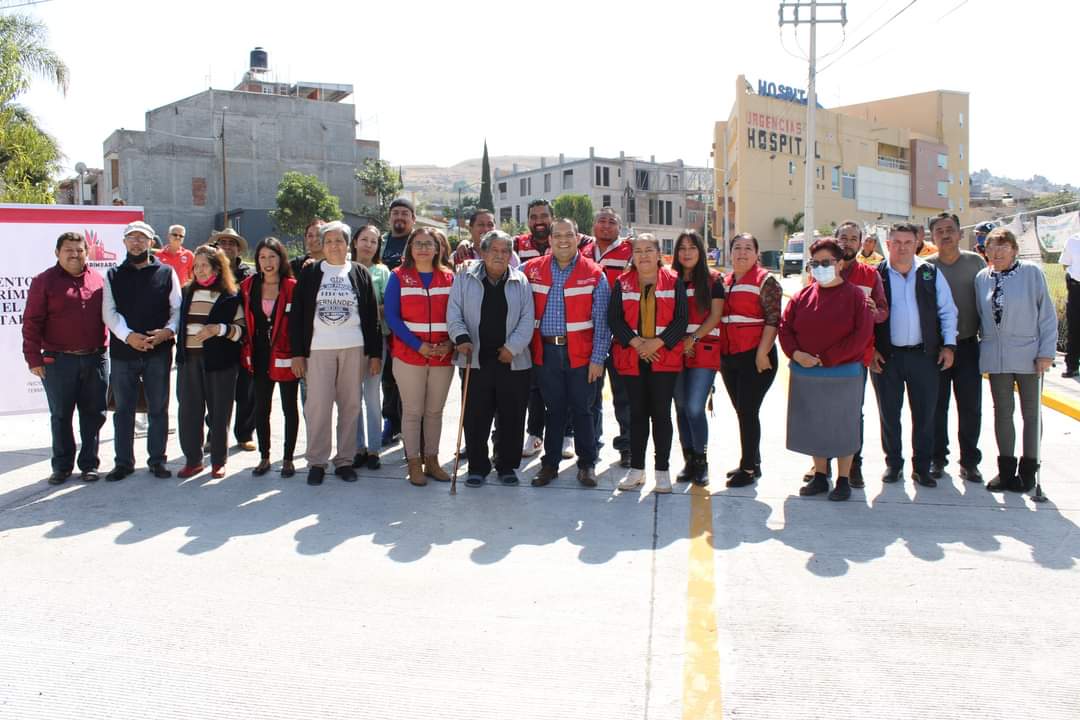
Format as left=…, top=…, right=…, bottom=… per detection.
left=818, top=0, right=919, bottom=75
left=937, top=0, right=969, bottom=21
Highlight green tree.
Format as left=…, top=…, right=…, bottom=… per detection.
left=772, top=211, right=804, bottom=237
left=552, top=193, right=594, bottom=235
left=270, top=171, right=342, bottom=238
left=1027, top=190, right=1078, bottom=217
left=0, top=15, right=69, bottom=204
left=479, top=140, right=494, bottom=211
left=356, top=158, right=404, bottom=227
left=500, top=218, right=526, bottom=236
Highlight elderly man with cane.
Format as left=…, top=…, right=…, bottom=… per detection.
left=447, top=230, right=535, bottom=488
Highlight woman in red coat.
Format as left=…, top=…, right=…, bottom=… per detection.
left=241, top=237, right=299, bottom=477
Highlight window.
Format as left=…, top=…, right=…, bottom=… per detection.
left=937, top=153, right=948, bottom=169
left=544, top=173, right=551, bottom=193
left=842, top=172, right=856, bottom=199
left=515, top=205, right=520, bottom=223
left=663, top=200, right=672, bottom=225
left=519, top=177, right=531, bottom=196
left=948, top=173, right=954, bottom=184
left=958, top=111, right=964, bottom=127
left=261, top=85, right=274, bottom=95
left=499, top=207, right=512, bottom=222
left=668, top=173, right=679, bottom=190
left=636, top=169, right=650, bottom=190
left=937, top=181, right=948, bottom=197
left=649, top=200, right=672, bottom=225
left=831, top=167, right=840, bottom=191
left=562, top=169, right=574, bottom=190
left=627, top=197, right=636, bottom=223
left=520, top=178, right=527, bottom=196
left=110, top=158, right=120, bottom=190
left=648, top=199, right=656, bottom=224
left=602, top=194, right=611, bottom=208
left=958, top=143, right=964, bottom=160
left=498, top=181, right=507, bottom=200
left=788, top=160, right=795, bottom=176
left=595, top=166, right=610, bottom=187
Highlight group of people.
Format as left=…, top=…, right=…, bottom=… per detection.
left=21, top=198, right=1065, bottom=500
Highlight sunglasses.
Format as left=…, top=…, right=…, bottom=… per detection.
left=808, top=259, right=836, bottom=268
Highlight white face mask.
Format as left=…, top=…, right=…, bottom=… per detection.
left=811, top=265, right=836, bottom=284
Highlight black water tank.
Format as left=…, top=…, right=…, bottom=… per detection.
left=250, top=47, right=268, bottom=71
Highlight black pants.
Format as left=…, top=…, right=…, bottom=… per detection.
left=720, top=346, right=778, bottom=469
left=1066, top=276, right=1080, bottom=371
left=233, top=367, right=256, bottom=443
left=464, top=363, right=530, bottom=476
left=933, top=337, right=983, bottom=468
left=381, top=342, right=402, bottom=435
left=253, top=372, right=299, bottom=461
left=622, top=361, right=678, bottom=471
left=179, top=355, right=237, bottom=467
left=871, top=347, right=939, bottom=473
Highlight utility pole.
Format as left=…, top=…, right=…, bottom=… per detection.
left=220, top=107, right=229, bottom=229
left=779, top=0, right=846, bottom=267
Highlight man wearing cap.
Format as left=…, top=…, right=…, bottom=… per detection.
left=23, top=231, right=110, bottom=485
left=973, top=222, right=994, bottom=261
left=379, top=198, right=415, bottom=447
left=210, top=227, right=256, bottom=450
left=102, top=220, right=182, bottom=480
left=156, top=225, right=195, bottom=286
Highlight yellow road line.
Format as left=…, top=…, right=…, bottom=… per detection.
left=1041, top=387, right=1080, bottom=421
left=683, top=484, right=722, bottom=719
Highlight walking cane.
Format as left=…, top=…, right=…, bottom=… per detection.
left=1031, top=370, right=1048, bottom=503
left=451, top=362, right=472, bottom=495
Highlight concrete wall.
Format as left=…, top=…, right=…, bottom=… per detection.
left=103, top=88, right=379, bottom=251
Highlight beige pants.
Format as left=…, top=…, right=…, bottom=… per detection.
left=304, top=348, right=363, bottom=468
left=392, top=361, right=454, bottom=458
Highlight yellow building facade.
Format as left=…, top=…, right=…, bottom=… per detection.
left=714, top=75, right=970, bottom=253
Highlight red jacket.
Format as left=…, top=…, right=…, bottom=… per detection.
left=685, top=270, right=724, bottom=370
left=515, top=233, right=550, bottom=261
left=391, top=266, right=454, bottom=367
left=720, top=264, right=770, bottom=355
left=240, top=275, right=298, bottom=382
left=579, top=237, right=632, bottom=290
left=841, top=260, right=885, bottom=367
left=524, top=254, right=603, bottom=368
left=611, top=267, right=683, bottom=375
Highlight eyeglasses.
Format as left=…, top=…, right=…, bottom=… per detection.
left=808, top=259, right=836, bottom=268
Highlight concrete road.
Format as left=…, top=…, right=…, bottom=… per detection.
left=1, top=357, right=1077, bottom=719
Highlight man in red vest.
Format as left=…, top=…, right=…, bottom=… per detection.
left=524, top=218, right=611, bottom=487
left=579, top=207, right=633, bottom=466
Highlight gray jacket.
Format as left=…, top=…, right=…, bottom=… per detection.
left=447, top=260, right=535, bottom=370
left=974, top=261, right=1058, bottom=374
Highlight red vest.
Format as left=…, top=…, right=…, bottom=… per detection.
left=612, top=267, right=683, bottom=376
left=684, top=270, right=724, bottom=370
left=391, top=266, right=454, bottom=367
left=515, top=233, right=550, bottom=261
left=579, top=237, right=632, bottom=290
left=721, top=264, right=770, bottom=355
left=240, top=275, right=298, bottom=382
left=842, top=261, right=880, bottom=366
left=524, top=255, right=603, bottom=368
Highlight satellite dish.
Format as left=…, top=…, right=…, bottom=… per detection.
left=75, top=162, right=88, bottom=174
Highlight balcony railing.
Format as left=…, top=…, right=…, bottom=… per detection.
left=877, top=155, right=910, bottom=171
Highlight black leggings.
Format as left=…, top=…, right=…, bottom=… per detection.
left=253, top=372, right=299, bottom=461
left=720, top=346, right=778, bottom=469
left=622, top=361, right=678, bottom=471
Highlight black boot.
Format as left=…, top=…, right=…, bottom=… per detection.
left=676, top=448, right=694, bottom=483
left=800, top=472, right=829, bottom=496
left=692, top=452, right=710, bottom=486
left=1017, top=457, right=1040, bottom=493
left=987, top=456, right=1017, bottom=492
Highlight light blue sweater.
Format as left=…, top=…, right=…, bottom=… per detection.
left=974, top=261, right=1058, bottom=374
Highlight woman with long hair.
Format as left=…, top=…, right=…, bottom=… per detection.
left=671, top=230, right=725, bottom=485
left=384, top=227, right=456, bottom=486
left=351, top=224, right=391, bottom=470
left=176, top=244, right=245, bottom=479
left=240, top=237, right=299, bottom=478
left=609, top=233, right=689, bottom=493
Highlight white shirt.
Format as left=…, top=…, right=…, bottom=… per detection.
left=310, top=261, right=364, bottom=351
left=1061, top=233, right=1080, bottom=282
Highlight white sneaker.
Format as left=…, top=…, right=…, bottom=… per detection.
left=561, top=436, right=575, bottom=459
left=522, top=434, right=543, bottom=458
left=618, top=468, right=645, bottom=491
left=654, top=470, right=672, bottom=494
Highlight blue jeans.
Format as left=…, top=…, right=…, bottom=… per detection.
left=593, top=354, right=630, bottom=451
left=674, top=367, right=716, bottom=454
left=41, top=352, right=109, bottom=473
left=536, top=344, right=597, bottom=469
left=356, top=347, right=384, bottom=453
left=110, top=350, right=172, bottom=469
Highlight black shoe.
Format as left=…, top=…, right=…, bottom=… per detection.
left=692, top=452, right=710, bottom=486
left=252, top=459, right=271, bottom=477
left=1062, top=368, right=1079, bottom=379
left=532, top=465, right=558, bottom=487
left=987, top=456, right=1017, bottom=492
left=335, top=465, right=358, bottom=482
left=352, top=451, right=369, bottom=468
left=307, top=466, right=325, bottom=485
left=849, top=463, right=864, bottom=489
left=929, top=461, right=945, bottom=479
left=828, top=477, right=852, bottom=501
left=577, top=466, right=598, bottom=488
left=912, top=470, right=937, bottom=488
left=1017, top=457, right=1039, bottom=493
left=148, top=464, right=171, bottom=479
left=881, top=466, right=902, bottom=484
left=465, top=474, right=487, bottom=488
left=676, top=448, right=694, bottom=482
left=47, top=470, right=71, bottom=485
left=727, top=464, right=761, bottom=480
left=800, top=472, right=829, bottom=496
left=366, top=454, right=381, bottom=470
left=281, top=460, right=296, bottom=478
left=619, top=448, right=632, bottom=469
left=80, top=469, right=100, bottom=483
left=498, top=472, right=519, bottom=485
left=726, top=468, right=756, bottom=488
left=105, top=466, right=133, bottom=482
left=959, top=465, right=983, bottom=483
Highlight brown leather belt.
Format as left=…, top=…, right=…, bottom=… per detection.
left=62, top=347, right=106, bottom=356
left=541, top=335, right=568, bottom=346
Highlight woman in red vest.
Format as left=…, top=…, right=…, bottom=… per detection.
left=609, top=233, right=688, bottom=493
left=720, top=233, right=781, bottom=488
left=385, top=228, right=456, bottom=486
left=671, top=231, right=726, bottom=486
left=240, top=237, right=299, bottom=477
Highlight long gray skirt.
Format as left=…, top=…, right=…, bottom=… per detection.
left=786, top=361, right=864, bottom=457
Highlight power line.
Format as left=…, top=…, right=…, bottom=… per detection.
left=818, top=0, right=918, bottom=75
left=937, top=0, right=969, bottom=21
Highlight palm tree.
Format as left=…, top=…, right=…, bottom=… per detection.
left=772, top=211, right=804, bottom=237
left=0, top=15, right=69, bottom=99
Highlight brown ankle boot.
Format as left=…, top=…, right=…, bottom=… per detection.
left=424, top=455, right=450, bottom=482
left=407, top=457, right=427, bottom=486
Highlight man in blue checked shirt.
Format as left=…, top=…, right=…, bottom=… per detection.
left=522, top=218, right=611, bottom=488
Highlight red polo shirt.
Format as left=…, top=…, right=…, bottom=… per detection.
left=157, top=246, right=195, bottom=285
left=22, top=264, right=109, bottom=368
